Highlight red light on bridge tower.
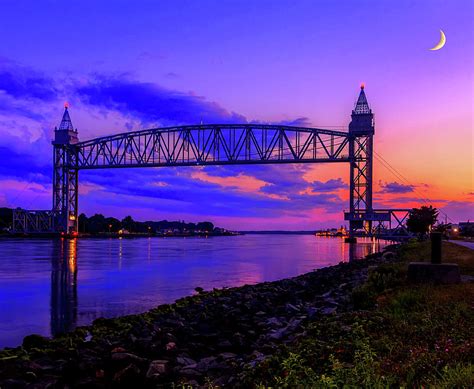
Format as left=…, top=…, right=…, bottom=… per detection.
left=52, top=105, right=79, bottom=235
left=345, top=85, right=375, bottom=240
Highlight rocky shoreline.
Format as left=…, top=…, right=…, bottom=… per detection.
left=0, top=245, right=399, bottom=388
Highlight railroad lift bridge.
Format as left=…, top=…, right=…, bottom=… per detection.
left=12, top=87, right=410, bottom=240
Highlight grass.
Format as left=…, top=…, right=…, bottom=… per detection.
left=399, top=240, right=474, bottom=275
left=243, top=240, right=474, bottom=388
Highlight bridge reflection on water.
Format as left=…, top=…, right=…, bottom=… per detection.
left=50, top=239, right=78, bottom=337
left=0, top=235, right=388, bottom=348
left=48, top=237, right=382, bottom=338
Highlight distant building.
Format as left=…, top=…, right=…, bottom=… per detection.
left=459, top=222, right=474, bottom=236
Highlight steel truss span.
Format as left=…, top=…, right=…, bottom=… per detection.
left=12, top=86, right=405, bottom=239
left=75, top=125, right=350, bottom=169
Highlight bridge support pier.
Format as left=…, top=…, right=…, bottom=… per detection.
left=52, top=105, right=79, bottom=234
left=345, top=85, right=374, bottom=239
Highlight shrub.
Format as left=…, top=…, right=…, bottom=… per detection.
left=351, top=264, right=405, bottom=310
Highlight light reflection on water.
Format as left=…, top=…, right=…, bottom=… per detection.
left=0, top=235, right=388, bottom=348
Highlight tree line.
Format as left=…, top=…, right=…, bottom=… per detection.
left=79, top=214, right=215, bottom=234
left=1, top=206, right=471, bottom=237
left=0, top=208, right=216, bottom=234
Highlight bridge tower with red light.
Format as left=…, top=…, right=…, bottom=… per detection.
left=344, top=85, right=375, bottom=240
left=52, top=104, right=79, bottom=234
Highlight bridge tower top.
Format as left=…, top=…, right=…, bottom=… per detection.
left=53, top=103, right=79, bottom=145
left=349, top=84, right=374, bottom=135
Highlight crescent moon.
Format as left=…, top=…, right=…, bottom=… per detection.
left=429, top=29, right=446, bottom=51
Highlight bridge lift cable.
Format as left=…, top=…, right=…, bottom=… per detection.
left=374, top=152, right=433, bottom=205
left=373, top=150, right=453, bottom=223
left=374, top=151, right=443, bottom=208
left=7, top=181, right=33, bottom=209
left=24, top=194, right=42, bottom=211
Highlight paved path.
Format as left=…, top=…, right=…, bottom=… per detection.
left=449, top=240, right=474, bottom=250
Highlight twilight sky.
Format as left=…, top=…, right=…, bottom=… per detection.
left=0, top=0, right=472, bottom=229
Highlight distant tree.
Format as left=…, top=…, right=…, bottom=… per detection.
left=72, top=212, right=221, bottom=235
left=197, top=221, right=214, bottom=232
left=0, top=208, right=13, bottom=230
left=134, top=221, right=149, bottom=233
left=434, top=222, right=451, bottom=239
left=78, top=213, right=88, bottom=233
left=407, top=206, right=438, bottom=237
left=88, top=214, right=107, bottom=234
left=105, top=217, right=121, bottom=232
left=434, top=222, right=450, bottom=233
left=121, top=216, right=136, bottom=232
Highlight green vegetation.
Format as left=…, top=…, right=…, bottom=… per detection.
left=243, top=241, right=474, bottom=387
left=0, top=207, right=219, bottom=234
left=78, top=213, right=215, bottom=234
left=0, top=207, right=13, bottom=231
left=406, top=205, right=438, bottom=236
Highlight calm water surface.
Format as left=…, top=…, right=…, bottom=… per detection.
left=0, top=235, right=388, bottom=348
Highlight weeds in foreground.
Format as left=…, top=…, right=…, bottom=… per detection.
left=244, top=241, right=474, bottom=388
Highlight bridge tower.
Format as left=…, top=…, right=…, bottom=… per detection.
left=52, top=104, right=79, bottom=234
left=345, top=85, right=374, bottom=240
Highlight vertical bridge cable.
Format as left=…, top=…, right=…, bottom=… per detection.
left=374, top=150, right=454, bottom=222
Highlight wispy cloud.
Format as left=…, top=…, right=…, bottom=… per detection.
left=0, top=58, right=59, bottom=102
left=75, top=75, right=247, bottom=126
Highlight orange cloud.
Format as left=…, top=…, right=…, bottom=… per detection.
left=191, top=171, right=287, bottom=200
left=79, top=182, right=105, bottom=195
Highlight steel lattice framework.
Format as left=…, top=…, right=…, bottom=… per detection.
left=75, top=125, right=350, bottom=169
left=12, top=87, right=406, bottom=239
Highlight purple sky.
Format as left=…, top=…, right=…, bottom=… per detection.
left=0, top=0, right=472, bottom=229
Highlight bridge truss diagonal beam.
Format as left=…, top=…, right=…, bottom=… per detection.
left=74, top=125, right=351, bottom=169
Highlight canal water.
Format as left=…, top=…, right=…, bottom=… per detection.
left=0, top=235, right=388, bottom=348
